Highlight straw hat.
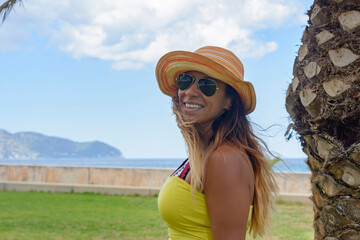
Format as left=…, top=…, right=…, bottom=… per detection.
left=155, top=46, right=256, bottom=114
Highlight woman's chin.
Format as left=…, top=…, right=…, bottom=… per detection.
left=183, top=117, right=196, bottom=123
left=180, top=112, right=195, bottom=122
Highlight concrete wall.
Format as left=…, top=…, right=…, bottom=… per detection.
left=0, top=165, right=171, bottom=187
left=0, top=165, right=174, bottom=197
left=0, top=165, right=312, bottom=203
left=275, top=172, right=312, bottom=204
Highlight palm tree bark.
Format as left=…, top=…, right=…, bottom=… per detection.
left=0, top=0, right=22, bottom=24
left=286, top=0, right=360, bottom=239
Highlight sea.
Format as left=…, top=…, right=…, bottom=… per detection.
left=0, top=157, right=310, bottom=173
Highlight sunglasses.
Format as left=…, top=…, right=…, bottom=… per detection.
left=176, top=73, right=219, bottom=97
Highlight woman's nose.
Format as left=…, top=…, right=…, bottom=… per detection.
left=184, top=80, right=200, bottom=96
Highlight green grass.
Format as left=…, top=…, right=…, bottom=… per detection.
left=0, top=191, right=167, bottom=240
left=271, top=200, right=314, bottom=240
left=0, top=191, right=313, bottom=240
left=248, top=200, right=314, bottom=240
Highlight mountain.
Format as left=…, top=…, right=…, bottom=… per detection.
left=0, top=129, right=122, bottom=159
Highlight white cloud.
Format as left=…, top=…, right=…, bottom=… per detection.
left=0, top=0, right=309, bottom=70
left=111, top=60, right=144, bottom=71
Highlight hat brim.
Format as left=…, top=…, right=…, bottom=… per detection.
left=156, top=50, right=256, bottom=114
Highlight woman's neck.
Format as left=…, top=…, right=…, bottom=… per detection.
left=196, top=122, right=213, bottom=143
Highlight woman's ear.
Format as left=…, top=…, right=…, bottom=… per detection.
left=224, top=96, right=232, bottom=110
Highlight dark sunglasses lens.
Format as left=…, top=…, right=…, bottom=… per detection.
left=177, top=74, right=193, bottom=90
left=198, top=78, right=217, bottom=96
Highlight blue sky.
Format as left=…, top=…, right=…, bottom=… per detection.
left=0, top=0, right=314, bottom=158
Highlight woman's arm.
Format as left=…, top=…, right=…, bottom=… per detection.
left=204, top=145, right=254, bottom=240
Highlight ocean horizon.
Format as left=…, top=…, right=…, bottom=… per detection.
left=0, top=157, right=309, bottom=173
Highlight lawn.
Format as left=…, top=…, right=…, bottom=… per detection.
left=0, top=191, right=313, bottom=240
left=248, top=200, right=314, bottom=240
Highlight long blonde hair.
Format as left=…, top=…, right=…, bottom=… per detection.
left=173, top=85, right=278, bottom=238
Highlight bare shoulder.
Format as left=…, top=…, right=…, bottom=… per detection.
left=207, top=144, right=254, bottom=180
left=204, top=145, right=255, bottom=202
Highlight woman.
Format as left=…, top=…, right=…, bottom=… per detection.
left=156, top=46, right=277, bottom=239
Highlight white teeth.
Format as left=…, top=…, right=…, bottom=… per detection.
left=185, top=103, right=203, bottom=109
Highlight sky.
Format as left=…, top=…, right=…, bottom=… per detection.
left=0, top=0, right=314, bottom=159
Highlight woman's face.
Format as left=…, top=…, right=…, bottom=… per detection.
left=177, top=71, right=231, bottom=127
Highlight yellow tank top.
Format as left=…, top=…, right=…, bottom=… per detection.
left=158, top=176, right=253, bottom=240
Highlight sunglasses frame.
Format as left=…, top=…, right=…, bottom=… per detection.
left=176, top=73, right=219, bottom=97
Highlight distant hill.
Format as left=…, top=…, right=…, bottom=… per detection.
left=0, top=129, right=122, bottom=159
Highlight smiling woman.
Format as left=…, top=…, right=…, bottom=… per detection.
left=177, top=71, right=231, bottom=127
left=155, top=46, right=278, bottom=240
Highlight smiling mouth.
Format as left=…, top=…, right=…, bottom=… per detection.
left=185, top=103, right=204, bottom=109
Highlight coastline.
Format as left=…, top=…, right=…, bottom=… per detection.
left=0, top=157, right=310, bottom=173
left=0, top=162, right=310, bottom=172
left=0, top=164, right=312, bottom=204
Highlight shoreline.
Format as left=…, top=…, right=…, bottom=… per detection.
left=0, top=162, right=311, bottom=173
left=0, top=157, right=309, bottom=170
left=0, top=164, right=312, bottom=204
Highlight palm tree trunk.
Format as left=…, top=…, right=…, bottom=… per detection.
left=286, top=0, right=360, bottom=239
